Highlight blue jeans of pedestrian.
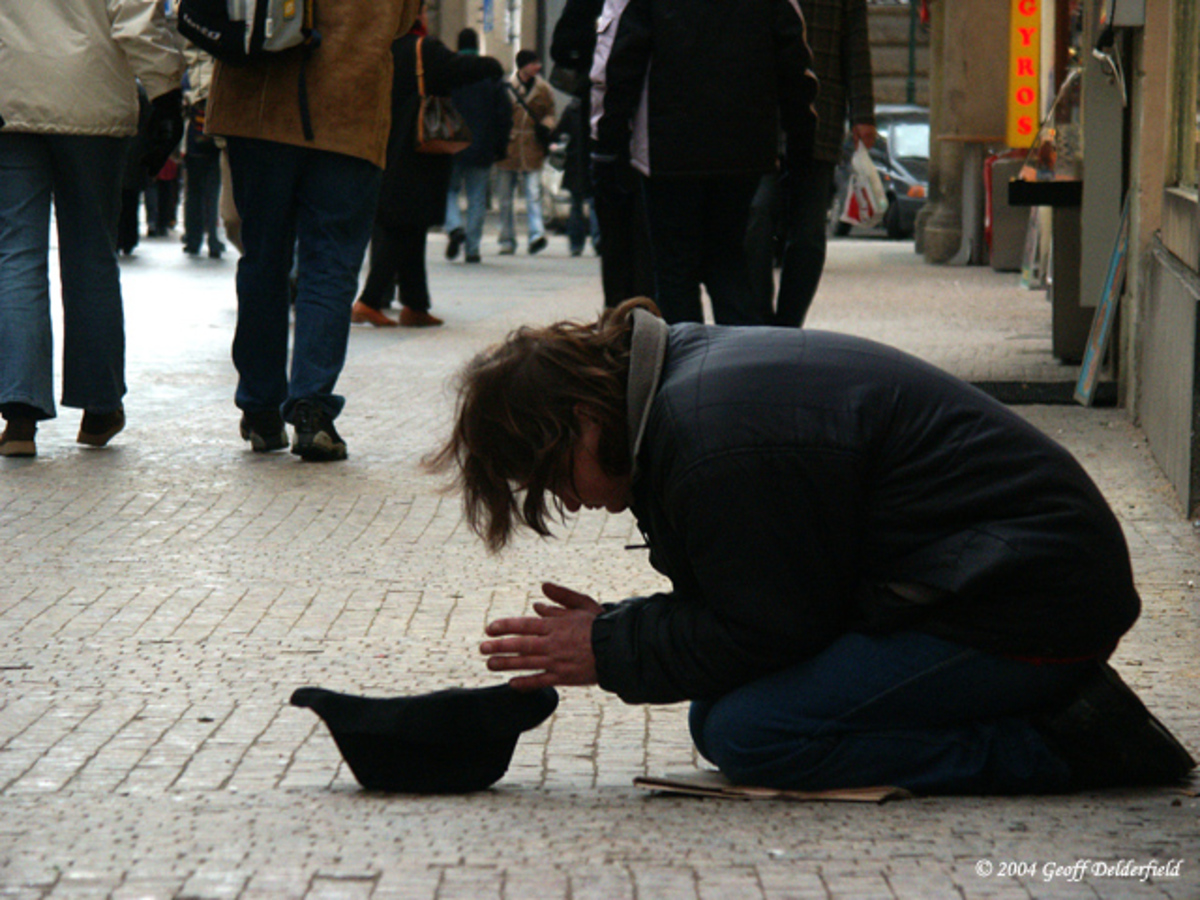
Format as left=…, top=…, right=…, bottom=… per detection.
left=183, top=149, right=224, bottom=255
left=225, top=137, right=381, bottom=423
left=689, top=631, right=1091, bottom=795
left=0, top=132, right=128, bottom=420
left=445, top=161, right=490, bottom=257
left=496, top=169, right=544, bottom=250
left=643, top=174, right=764, bottom=325
left=775, top=158, right=836, bottom=327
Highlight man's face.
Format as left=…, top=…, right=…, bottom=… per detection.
left=555, top=416, right=630, bottom=515
left=519, top=60, right=542, bottom=81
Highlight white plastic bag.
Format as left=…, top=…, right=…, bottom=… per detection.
left=839, top=143, right=889, bottom=228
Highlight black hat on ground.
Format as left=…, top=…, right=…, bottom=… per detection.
left=290, top=683, right=558, bottom=793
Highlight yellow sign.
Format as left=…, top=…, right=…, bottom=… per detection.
left=1008, top=0, right=1040, bottom=148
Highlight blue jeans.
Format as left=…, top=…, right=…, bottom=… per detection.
left=775, top=158, right=835, bottom=327
left=225, top=137, right=381, bottom=422
left=0, top=132, right=128, bottom=420
left=445, top=161, right=490, bottom=257
left=183, top=149, right=224, bottom=255
left=643, top=175, right=763, bottom=325
left=689, top=631, right=1091, bottom=795
left=496, top=169, right=544, bottom=250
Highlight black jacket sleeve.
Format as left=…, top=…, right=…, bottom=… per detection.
left=591, top=443, right=861, bottom=704
left=551, top=0, right=604, bottom=70
left=774, top=0, right=820, bottom=160
left=422, top=39, right=505, bottom=96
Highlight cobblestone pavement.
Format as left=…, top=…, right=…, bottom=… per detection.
left=2, top=231, right=1197, bottom=900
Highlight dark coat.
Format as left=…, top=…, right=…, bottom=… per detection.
left=451, top=71, right=512, bottom=169
left=377, top=33, right=503, bottom=229
left=551, top=98, right=590, bottom=197
left=592, top=0, right=818, bottom=178
left=591, top=325, right=1140, bottom=704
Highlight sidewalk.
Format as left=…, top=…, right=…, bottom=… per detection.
left=1, top=230, right=1197, bottom=900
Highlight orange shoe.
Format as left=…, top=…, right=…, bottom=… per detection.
left=399, top=307, right=444, bottom=328
left=351, top=301, right=398, bottom=327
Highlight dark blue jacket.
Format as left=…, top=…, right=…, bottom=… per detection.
left=592, top=325, right=1140, bottom=703
left=451, top=67, right=512, bottom=169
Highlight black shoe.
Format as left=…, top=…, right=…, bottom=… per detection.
left=290, top=400, right=346, bottom=462
left=209, top=244, right=225, bottom=259
left=445, top=228, right=465, bottom=261
left=239, top=410, right=288, bottom=452
left=465, top=253, right=482, bottom=264
left=1033, top=662, right=1196, bottom=789
left=529, top=236, right=548, bottom=255
left=77, top=406, right=125, bottom=447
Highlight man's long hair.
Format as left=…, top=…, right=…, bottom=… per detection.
left=427, top=298, right=659, bottom=552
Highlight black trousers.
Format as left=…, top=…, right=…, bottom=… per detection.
left=592, top=178, right=654, bottom=309
left=357, top=222, right=431, bottom=313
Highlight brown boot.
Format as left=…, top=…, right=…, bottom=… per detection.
left=0, top=416, right=37, bottom=457
left=77, top=405, right=125, bottom=447
left=399, top=307, right=444, bottom=328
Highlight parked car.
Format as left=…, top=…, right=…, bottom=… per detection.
left=831, top=104, right=930, bottom=239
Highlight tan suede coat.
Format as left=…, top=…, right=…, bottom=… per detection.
left=205, top=0, right=421, bottom=168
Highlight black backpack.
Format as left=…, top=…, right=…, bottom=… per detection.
left=177, top=0, right=321, bottom=138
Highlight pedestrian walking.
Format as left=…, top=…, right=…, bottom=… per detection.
left=444, top=29, right=513, bottom=266
left=591, top=0, right=818, bottom=325
left=181, top=46, right=226, bottom=259
left=430, top=298, right=1196, bottom=795
left=0, top=0, right=184, bottom=457
left=352, top=14, right=504, bottom=328
left=495, top=50, right=556, bottom=257
left=552, top=0, right=654, bottom=306
left=205, top=0, right=422, bottom=461
left=746, top=0, right=877, bottom=326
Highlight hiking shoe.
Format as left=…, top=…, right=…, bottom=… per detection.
left=529, top=236, right=548, bottom=255
left=77, top=405, right=125, bottom=447
left=290, top=401, right=347, bottom=462
left=0, top=416, right=37, bottom=458
left=445, top=228, right=465, bottom=260
left=1033, top=662, right=1196, bottom=789
left=239, top=410, right=288, bottom=452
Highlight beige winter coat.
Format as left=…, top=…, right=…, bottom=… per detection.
left=0, top=0, right=183, bottom=137
left=205, top=0, right=421, bottom=168
left=496, top=74, right=556, bottom=173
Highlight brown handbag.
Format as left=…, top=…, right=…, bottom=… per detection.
left=414, top=36, right=473, bottom=154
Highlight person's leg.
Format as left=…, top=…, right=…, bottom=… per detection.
left=462, top=165, right=490, bottom=260
left=496, top=169, right=516, bottom=253
left=643, top=177, right=705, bottom=324
left=357, top=222, right=404, bottom=312
left=49, top=134, right=129, bottom=416
left=522, top=169, right=545, bottom=248
left=444, top=159, right=464, bottom=235
left=744, top=173, right=779, bottom=321
left=700, top=174, right=764, bottom=325
left=0, top=132, right=57, bottom=421
left=183, top=156, right=204, bottom=254
left=286, top=146, right=382, bottom=421
left=775, top=159, right=835, bottom=327
left=566, top=191, right=586, bottom=255
left=200, top=154, right=224, bottom=255
left=226, top=137, right=301, bottom=419
left=689, top=631, right=1090, bottom=795
left=395, top=224, right=431, bottom=313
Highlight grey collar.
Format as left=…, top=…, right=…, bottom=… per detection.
left=626, top=309, right=668, bottom=476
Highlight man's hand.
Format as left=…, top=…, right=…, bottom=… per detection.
left=143, top=88, right=184, bottom=176
left=852, top=123, right=878, bottom=150
left=481, top=582, right=602, bottom=690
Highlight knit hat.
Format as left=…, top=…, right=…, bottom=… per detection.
left=516, top=49, right=540, bottom=70
left=457, top=28, right=479, bottom=53
left=290, top=683, right=559, bottom=793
